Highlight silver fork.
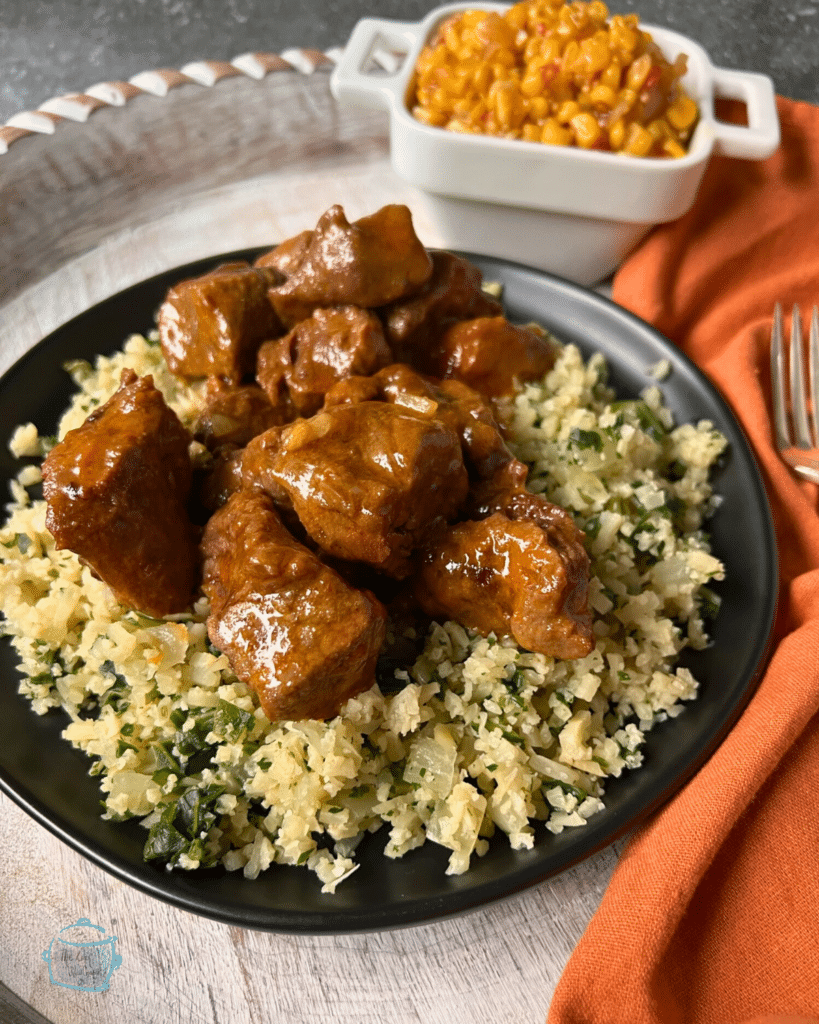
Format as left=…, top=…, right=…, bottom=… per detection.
left=771, top=302, right=819, bottom=483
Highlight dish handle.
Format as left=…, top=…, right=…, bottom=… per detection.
left=330, top=16, right=422, bottom=111
left=710, top=66, right=780, bottom=160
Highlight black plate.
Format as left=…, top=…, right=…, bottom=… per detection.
left=0, top=252, right=777, bottom=934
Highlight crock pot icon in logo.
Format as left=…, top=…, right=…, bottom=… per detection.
left=41, top=918, right=122, bottom=992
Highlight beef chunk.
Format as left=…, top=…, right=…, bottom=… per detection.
left=431, top=316, right=558, bottom=396
left=158, top=262, right=284, bottom=383
left=42, top=370, right=197, bottom=617
left=193, top=378, right=289, bottom=450
left=268, top=205, right=433, bottom=326
left=201, top=489, right=386, bottom=720
left=324, top=364, right=528, bottom=516
left=415, top=493, right=593, bottom=660
left=256, top=305, right=391, bottom=417
left=241, top=400, right=469, bottom=578
left=254, top=229, right=313, bottom=276
left=381, top=251, right=503, bottom=362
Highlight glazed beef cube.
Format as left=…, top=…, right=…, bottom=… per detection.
left=268, top=205, right=433, bottom=326
left=42, top=370, right=197, bottom=617
left=503, top=490, right=590, bottom=562
left=241, top=401, right=469, bottom=578
left=381, top=251, right=503, bottom=363
left=323, top=364, right=528, bottom=516
left=193, top=378, right=290, bottom=450
left=201, top=489, right=386, bottom=721
left=428, top=375, right=531, bottom=514
left=431, top=316, right=558, bottom=397
left=415, top=493, right=593, bottom=660
left=254, top=229, right=313, bottom=276
left=256, top=305, right=391, bottom=417
left=158, top=262, right=284, bottom=383
left=415, top=374, right=527, bottom=493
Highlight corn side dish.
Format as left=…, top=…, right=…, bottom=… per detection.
left=411, top=0, right=700, bottom=157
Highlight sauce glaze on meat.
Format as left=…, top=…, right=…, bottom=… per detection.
left=42, top=204, right=594, bottom=721
left=42, top=370, right=198, bottom=618
left=201, top=489, right=386, bottom=720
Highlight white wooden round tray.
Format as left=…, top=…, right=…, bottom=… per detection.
left=0, top=54, right=622, bottom=1024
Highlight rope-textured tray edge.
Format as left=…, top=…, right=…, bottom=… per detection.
left=0, top=47, right=343, bottom=156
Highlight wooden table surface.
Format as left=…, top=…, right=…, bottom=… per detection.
left=0, top=790, right=625, bottom=1024
left=0, top=57, right=641, bottom=1024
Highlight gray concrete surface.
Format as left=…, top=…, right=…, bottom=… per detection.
left=1, top=0, right=817, bottom=124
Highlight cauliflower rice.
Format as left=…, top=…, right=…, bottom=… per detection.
left=0, top=329, right=726, bottom=892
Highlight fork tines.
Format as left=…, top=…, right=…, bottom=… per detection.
left=771, top=302, right=819, bottom=451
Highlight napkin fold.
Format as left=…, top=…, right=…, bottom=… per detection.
left=547, top=97, right=819, bottom=1024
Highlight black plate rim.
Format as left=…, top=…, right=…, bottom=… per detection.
left=0, top=252, right=778, bottom=934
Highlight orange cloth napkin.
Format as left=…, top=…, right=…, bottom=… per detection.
left=547, top=96, right=819, bottom=1024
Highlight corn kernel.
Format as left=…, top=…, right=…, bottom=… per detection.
left=599, top=58, right=622, bottom=90
left=507, top=2, right=529, bottom=31
left=444, top=22, right=461, bottom=51
left=542, top=38, right=562, bottom=64
left=542, top=117, right=573, bottom=145
left=494, top=81, right=517, bottom=128
left=626, top=53, right=651, bottom=91
left=623, top=121, right=653, bottom=155
left=523, top=35, right=542, bottom=63
left=570, top=111, right=602, bottom=147
left=608, top=118, right=625, bottom=149
left=662, top=137, right=686, bottom=158
left=472, top=62, right=493, bottom=95
left=614, top=86, right=637, bottom=112
left=412, top=105, right=448, bottom=127
left=588, top=83, right=617, bottom=108
left=582, top=35, right=610, bottom=75
left=527, top=95, right=549, bottom=119
left=467, top=98, right=489, bottom=125
left=567, top=2, right=590, bottom=31
left=562, top=39, right=581, bottom=72
left=609, top=15, right=637, bottom=54
left=521, top=67, right=546, bottom=96
left=666, top=93, right=698, bottom=130
left=557, top=99, right=581, bottom=123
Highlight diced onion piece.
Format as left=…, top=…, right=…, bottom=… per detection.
left=404, top=735, right=457, bottom=797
